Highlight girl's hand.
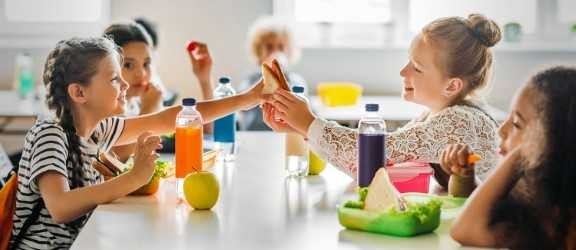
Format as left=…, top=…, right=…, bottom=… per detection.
left=262, top=103, right=300, bottom=134
left=130, top=132, right=161, bottom=185
left=140, top=83, right=163, bottom=114
left=187, top=41, right=213, bottom=83
left=268, top=89, right=316, bottom=135
left=241, top=78, right=265, bottom=110
left=440, top=144, right=474, bottom=177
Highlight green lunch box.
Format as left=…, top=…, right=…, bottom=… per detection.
left=338, top=196, right=443, bottom=237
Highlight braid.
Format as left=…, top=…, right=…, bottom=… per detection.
left=44, top=42, right=85, bottom=189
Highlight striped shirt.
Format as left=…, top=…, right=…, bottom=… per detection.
left=10, top=117, right=124, bottom=249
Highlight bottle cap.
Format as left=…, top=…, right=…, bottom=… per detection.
left=365, top=103, right=379, bottom=112
left=291, top=85, right=305, bottom=93
left=219, top=77, right=231, bottom=84
left=182, top=98, right=196, bottom=106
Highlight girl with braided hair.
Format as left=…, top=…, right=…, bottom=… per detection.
left=10, top=37, right=264, bottom=249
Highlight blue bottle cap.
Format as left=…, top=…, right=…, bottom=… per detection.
left=219, top=77, right=231, bottom=84
left=291, top=86, right=305, bottom=93
left=365, top=103, right=379, bottom=112
left=182, top=98, right=196, bottom=106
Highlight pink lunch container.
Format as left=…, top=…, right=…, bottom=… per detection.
left=386, top=162, right=434, bottom=193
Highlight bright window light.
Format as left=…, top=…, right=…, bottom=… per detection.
left=409, top=0, right=537, bottom=33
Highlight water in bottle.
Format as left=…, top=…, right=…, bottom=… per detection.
left=213, top=76, right=237, bottom=162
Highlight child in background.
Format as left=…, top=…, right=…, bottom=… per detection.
left=104, top=22, right=163, bottom=117
left=104, top=22, right=215, bottom=160
left=133, top=17, right=178, bottom=106
left=264, top=14, right=501, bottom=182
left=450, top=66, right=576, bottom=249
left=9, top=37, right=264, bottom=249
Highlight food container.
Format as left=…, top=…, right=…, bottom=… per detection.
left=317, top=82, right=362, bottom=107
left=338, top=196, right=441, bottom=237
left=387, top=162, right=433, bottom=193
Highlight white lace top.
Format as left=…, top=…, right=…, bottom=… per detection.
left=307, top=105, right=500, bottom=181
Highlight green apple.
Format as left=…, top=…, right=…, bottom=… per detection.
left=183, top=171, right=219, bottom=210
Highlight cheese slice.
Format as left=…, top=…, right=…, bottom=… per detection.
left=364, top=168, right=403, bottom=212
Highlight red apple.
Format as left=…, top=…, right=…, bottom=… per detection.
left=186, top=40, right=198, bottom=52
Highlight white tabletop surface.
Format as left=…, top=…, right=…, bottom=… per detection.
left=0, top=90, right=47, bottom=118
left=310, top=96, right=507, bottom=122
left=72, top=132, right=485, bottom=250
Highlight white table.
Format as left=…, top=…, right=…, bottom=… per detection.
left=0, top=90, right=47, bottom=118
left=72, top=132, right=476, bottom=250
left=0, top=90, right=49, bottom=135
left=310, top=96, right=507, bottom=122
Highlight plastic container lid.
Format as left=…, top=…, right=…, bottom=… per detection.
left=219, top=77, right=231, bottom=84
left=365, top=103, right=379, bottom=112
left=292, top=86, right=305, bottom=93
left=182, top=98, right=196, bottom=106
left=387, top=166, right=433, bottom=182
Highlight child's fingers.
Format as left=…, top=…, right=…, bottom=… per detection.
left=275, top=89, right=299, bottom=103
left=144, top=136, right=162, bottom=152
left=446, top=144, right=458, bottom=164
left=147, top=153, right=160, bottom=162
left=440, top=148, right=452, bottom=175
left=272, top=93, right=297, bottom=107
left=136, top=132, right=153, bottom=149
left=263, top=105, right=277, bottom=126
left=194, top=43, right=209, bottom=59
left=456, top=145, right=469, bottom=166
left=270, top=99, right=290, bottom=113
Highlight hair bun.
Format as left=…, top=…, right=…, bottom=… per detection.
left=467, top=14, right=502, bottom=47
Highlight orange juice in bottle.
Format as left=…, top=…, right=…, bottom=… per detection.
left=175, top=98, right=203, bottom=200
left=175, top=126, right=203, bottom=177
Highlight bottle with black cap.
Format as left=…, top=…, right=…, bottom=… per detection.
left=213, top=76, right=237, bottom=161
left=285, top=85, right=309, bottom=177
left=175, top=98, right=203, bottom=199
left=358, top=103, right=387, bottom=187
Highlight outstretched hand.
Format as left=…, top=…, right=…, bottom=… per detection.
left=266, top=89, right=316, bottom=136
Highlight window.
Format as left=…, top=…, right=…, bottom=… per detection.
left=274, top=0, right=392, bottom=48
left=5, top=0, right=103, bottom=22
left=558, top=0, right=576, bottom=23
left=409, top=0, right=537, bottom=33
left=293, top=0, right=391, bottom=23
left=276, top=0, right=575, bottom=51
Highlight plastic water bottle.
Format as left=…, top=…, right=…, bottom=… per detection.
left=285, top=86, right=309, bottom=177
left=13, top=53, right=34, bottom=100
left=213, top=76, right=237, bottom=162
left=175, top=98, right=204, bottom=200
left=358, top=103, right=386, bottom=187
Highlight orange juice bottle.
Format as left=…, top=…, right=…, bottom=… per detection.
left=175, top=98, right=204, bottom=179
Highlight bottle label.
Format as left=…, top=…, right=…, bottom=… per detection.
left=214, top=113, right=235, bottom=143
